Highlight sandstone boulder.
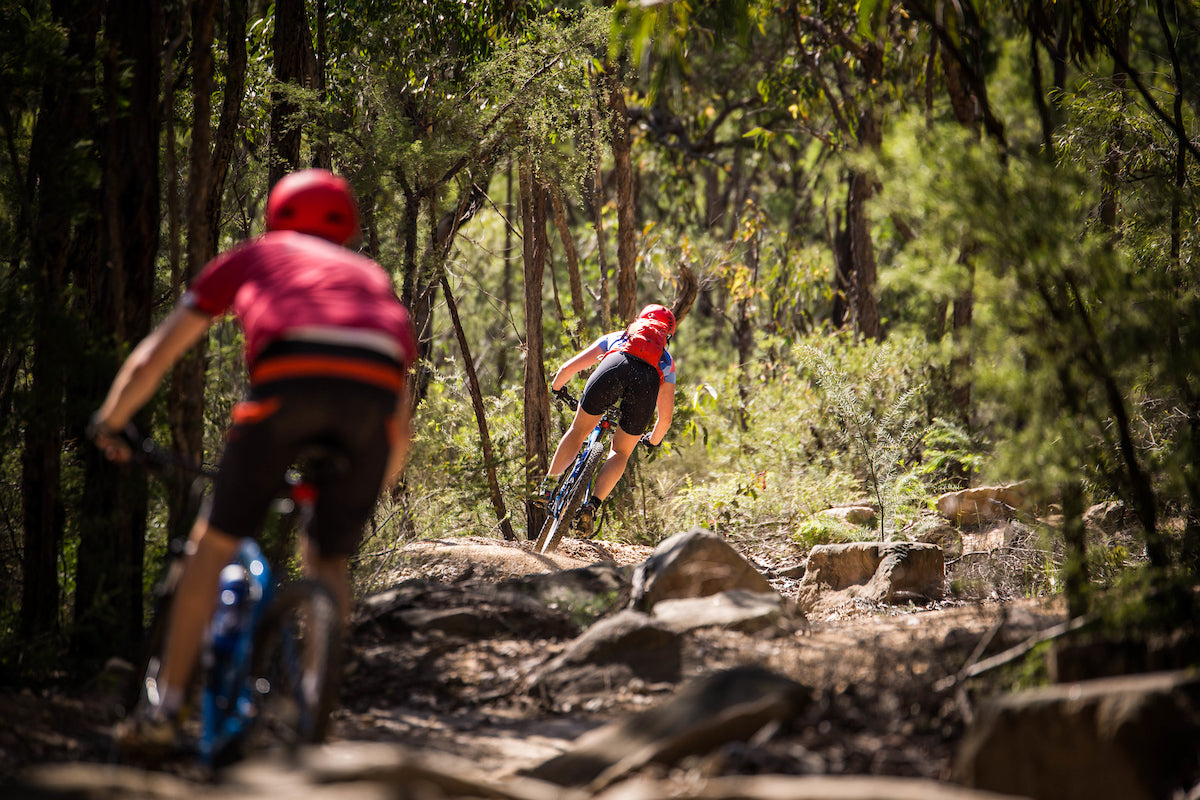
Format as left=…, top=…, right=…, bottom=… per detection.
left=630, top=529, right=776, bottom=612
left=953, top=670, right=1200, bottom=800
left=796, top=541, right=944, bottom=609
left=937, top=483, right=1029, bottom=526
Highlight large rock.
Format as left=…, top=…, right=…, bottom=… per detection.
left=356, top=579, right=580, bottom=640
left=630, top=529, right=776, bottom=612
left=953, top=670, right=1200, bottom=800
left=523, top=665, right=811, bottom=789
left=651, top=590, right=796, bottom=637
left=937, top=483, right=1029, bottom=526
left=796, top=542, right=944, bottom=609
left=525, top=610, right=683, bottom=703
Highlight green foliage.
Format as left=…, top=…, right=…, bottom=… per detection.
left=791, top=514, right=874, bottom=550
left=917, top=417, right=987, bottom=486
left=801, top=338, right=928, bottom=539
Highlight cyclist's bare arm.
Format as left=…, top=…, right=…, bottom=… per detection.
left=645, top=382, right=675, bottom=446
left=551, top=342, right=604, bottom=391
left=92, top=306, right=213, bottom=461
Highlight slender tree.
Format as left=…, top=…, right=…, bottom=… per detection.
left=72, top=0, right=165, bottom=661
left=20, top=0, right=103, bottom=642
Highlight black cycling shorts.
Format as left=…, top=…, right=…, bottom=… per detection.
left=205, top=346, right=401, bottom=558
left=580, top=351, right=660, bottom=435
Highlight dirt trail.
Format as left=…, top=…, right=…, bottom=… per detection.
left=0, top=534, right=1066, bottom=788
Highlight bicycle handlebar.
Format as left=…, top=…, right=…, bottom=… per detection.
left=90, top=420, right=218, bottom=479
left=552, top=386, right=579, bottom=410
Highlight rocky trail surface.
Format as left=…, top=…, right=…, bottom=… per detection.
left=3, top=529, right=1194, bottom=800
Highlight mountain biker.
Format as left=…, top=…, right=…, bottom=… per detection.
left=533, top=303, right=677, bottom=536
left=88, top=168, right=417, bottom=754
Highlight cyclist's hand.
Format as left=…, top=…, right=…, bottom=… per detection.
left=639, top=433, right=660, bottom=450
left=552, top=386, right=577, bottom=410
left=87, top=413, right=138, bottom=463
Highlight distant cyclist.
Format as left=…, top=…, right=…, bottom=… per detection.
left=89, top=168, right=417, bottom=753
left=533, top=304, right=677, bottom=535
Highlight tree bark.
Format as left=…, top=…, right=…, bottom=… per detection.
left=606, top=73, right=637, bottom=323
left=1060, top=480, right=1089, bottom=618
left=441, top=274, right=516, bottom=541
left=520, top=151, right=550, bottom=538
left=20, top=0, right=103, bottom=642
left=590, top=73, right=612, bottom=327
left=206, top=0, right=247, bottom=255
left=549, top=183, right=586, bottom=342
left=168, top=0, right=218, bottom=536
left=72, top=0, right=164, bottom=661
left=845, top=170, right=881, bottom=341
left=269, top=0, right=311, bottom=184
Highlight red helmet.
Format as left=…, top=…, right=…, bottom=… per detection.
left=638, top=303, right=676, bottom=336
left=265, top=169, right=359, bottom=244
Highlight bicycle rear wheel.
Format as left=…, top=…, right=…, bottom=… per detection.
left=535, top=441, right=605, bottom=554
left=245, top=579, right=342, bottom=755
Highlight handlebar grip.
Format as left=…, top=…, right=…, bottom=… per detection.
left=553, top=386, right=579, bottom=410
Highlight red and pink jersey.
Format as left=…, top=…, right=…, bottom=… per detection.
left=183, top=230, right=416, bottom=370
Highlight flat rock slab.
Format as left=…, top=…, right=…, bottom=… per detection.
left=591, top=774, right=1031, bottom=799
left=651, top=589, right=796, bottom=636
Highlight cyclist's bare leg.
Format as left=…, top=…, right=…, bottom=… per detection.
left=156, top=521, right=240, bottom=710
left=548, top=407, right=602, bottom=476
left=302, top=535, right=350, bottom=622
left=591, top=428, right=641, bottom=502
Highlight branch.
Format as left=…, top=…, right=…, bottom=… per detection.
left=1079, top=0, right=1200, bottom=166
left=900, top=0, right=1009, bottom=149
left=934, top=615, right=1093, bottom=691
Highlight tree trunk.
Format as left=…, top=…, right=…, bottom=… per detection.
left=606, top=73, right=637, bottom=323
left=950, top=257, right=974, bottom=434
left=520, top=151, right=550, bottom=539
left=549, top=183, right=585, bottom=343
left=313, top=0, right=331, bottom=168
left=846, top=170, right=881, bottom=341
left=20, top=0, right=103, bottom=642
left=590, top=73, right=612, bottom=327
left=441, top=274, right=516, bottom=541
left=269, top=0, right=311, bottom=184
left=168, top=0, right=218, bottom=536
left=206, top=0, right=247, bottom=255
left=495, top=160, right=515, bottom=386
left=72, top=0, right=164, bottom=662
left=1060, top=480, right=1089, bottom=618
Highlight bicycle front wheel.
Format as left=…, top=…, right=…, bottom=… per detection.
left=246, top=580, right=342, bottom=755
left=535, top=441, right=605, bottom=554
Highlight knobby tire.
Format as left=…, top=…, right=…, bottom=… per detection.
left=245, top=579, right=342, bottom=756
left=535, top=441, right=605, bottom=554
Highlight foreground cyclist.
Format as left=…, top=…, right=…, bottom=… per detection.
left=89, top=169, right=416, bottom=754
left=534, top=304, right=677, bottom=535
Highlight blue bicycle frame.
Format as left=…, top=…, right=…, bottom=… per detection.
left=547, top=416, right=615, bottom=519
left=198, top=539, right=274, bottom=766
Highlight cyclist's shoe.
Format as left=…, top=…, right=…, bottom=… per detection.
left=573, top=498, right=601, bottom=538
left=113, top=706, right=183, bottom=759
left=529, top=479, right=554, bottom=513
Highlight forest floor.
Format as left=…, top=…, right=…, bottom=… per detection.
left=0, top=533, right=1067, bottom=791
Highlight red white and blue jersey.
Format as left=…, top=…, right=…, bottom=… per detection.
left=183, top=230, right=416, bottom=370
left=593, top=330, right=677, bottom=385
